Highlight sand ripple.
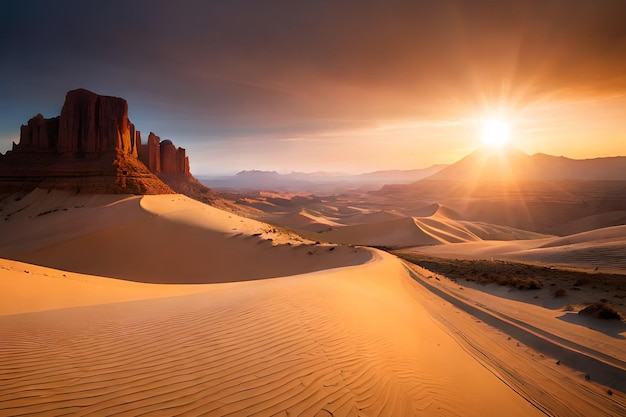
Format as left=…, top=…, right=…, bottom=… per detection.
left=0, top=253, right=542, bottom=416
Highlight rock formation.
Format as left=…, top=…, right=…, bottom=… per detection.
left=16, top=114, right=59, bottom=152
left=0, top=89, right=199, bottom=195
left=12, top=89, right=140, bottom=157
left=56, top=89, right=138, bottom=156
left=139, top=132, right=161, bottom=173
left=138, top=134, right=190, bottom=176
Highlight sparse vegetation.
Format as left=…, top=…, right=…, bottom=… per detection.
left=574, top=277, right=591, bottom=287
left=509, top=277, right=543, bottom=290
left=394, top=253, right=626, bottom=311
left=396, top=254, right=545, bottom=290
left=578, top=302, right=622, bottom=320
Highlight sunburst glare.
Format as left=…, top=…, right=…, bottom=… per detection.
left=481, top=119, right=511, bottom=148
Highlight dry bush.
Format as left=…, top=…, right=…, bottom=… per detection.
left=578, top=303, right=622, bottom=320
left=574, top=277, right=591, bottom=287
left=510, top=277, right=542, bottom=290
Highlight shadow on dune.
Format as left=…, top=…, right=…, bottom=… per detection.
left=0, top=192, right=373, bottom=284
left=557, top=313, right=626, bottom=340
left=404, top=265, right=626, bottom=393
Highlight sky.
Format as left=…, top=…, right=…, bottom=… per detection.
left=1, top=0, right=625, bottom=175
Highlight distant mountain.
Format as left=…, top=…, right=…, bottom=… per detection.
left=199, top=165, right=447, bottom=193
left=236, top=170, right=281, bottom=177
left=422, top=146, right=626, bottom=182
left=357, top=165, right=448, bottom=182
left=376, top=147, right=626, bottom=234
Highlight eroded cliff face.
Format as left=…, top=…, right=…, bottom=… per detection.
left=57, top=89, right=138, bottom=156
left=138, top=134, right=190, bottom=176
left=13, top=89, right=140, bottom=158
left=17, top=114, right=60, bottom=152
left=0, top=89, right=193, bottom=194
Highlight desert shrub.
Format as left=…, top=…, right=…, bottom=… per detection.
left=496, top=276, right=510, bottom=286
left=578, top=303, right=622, bottom=320
left=511, top=277, right=542, bottom=290
left=574, top=277, right=591, bottom=286
left=554, top=288, right=566, bottom=297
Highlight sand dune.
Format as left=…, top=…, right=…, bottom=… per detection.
left=261, top=208, right=410, bottom=233
left=0, top=258, right=213, bottom=316
left=303, top=216, right=442, bottom=247
left=402, top=238, right=551, bottom=259
left=0, top=190, right=623, bottom=415
left=265, top=208, right=343, bottom=232
left=0, top=251, right=559, bottom=416
left=1, top=251, right=622, bottom=415
left=303, top=206, right=548, bottom=248
left=412, top=224, right=626, bottom=273
left=513, top=240, right=626, bottom=273
left=556, top=210, right=626, bottom=235
left=0, top=193, right=370, bottom=283
left=512, top=225, right=626, bottom=271
left=340, top=210, right=406, bottom=225
left=538, top=224, right=626, bottom=248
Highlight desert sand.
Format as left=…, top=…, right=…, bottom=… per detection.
left=293, top=205, right=548, bottom=249
left=1, top=190, right=624, bottom=416
left=0, top=190, right=371, bottom=284
left=404, top=224, right=626, bottom=274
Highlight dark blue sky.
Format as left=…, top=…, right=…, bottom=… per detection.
left=2, top=1, right=625, bottom=174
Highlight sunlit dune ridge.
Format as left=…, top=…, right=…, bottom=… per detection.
left=298, top=204, right=548, bottom=248
left=0, top=190, right=370, bottom=283
left=406, top=224, right=626, bottom=274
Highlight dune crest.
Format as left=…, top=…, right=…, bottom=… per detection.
left=409, top=224, right=626, bottom=273
left=0, top=191, right=371, bottom=284
left=300, top=206, right=549, bottom=248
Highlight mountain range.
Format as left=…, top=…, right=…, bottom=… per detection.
left=423, top=146, right=626, bottom=182
left=198, top=165, right=447, bottom=193
left=377, top=146, right=626, bottom=234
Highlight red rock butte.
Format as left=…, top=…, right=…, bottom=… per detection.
left=0, top=89, right=198, bottom=194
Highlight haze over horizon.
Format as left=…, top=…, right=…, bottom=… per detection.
left=1, top=1, right=625, bottom=175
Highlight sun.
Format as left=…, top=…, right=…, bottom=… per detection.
left=481, top=119, right=511, bottom=148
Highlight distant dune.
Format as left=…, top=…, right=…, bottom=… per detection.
left=301, top=205, right=548, bottom=248
left=409, top=225, right=626, bottom=273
